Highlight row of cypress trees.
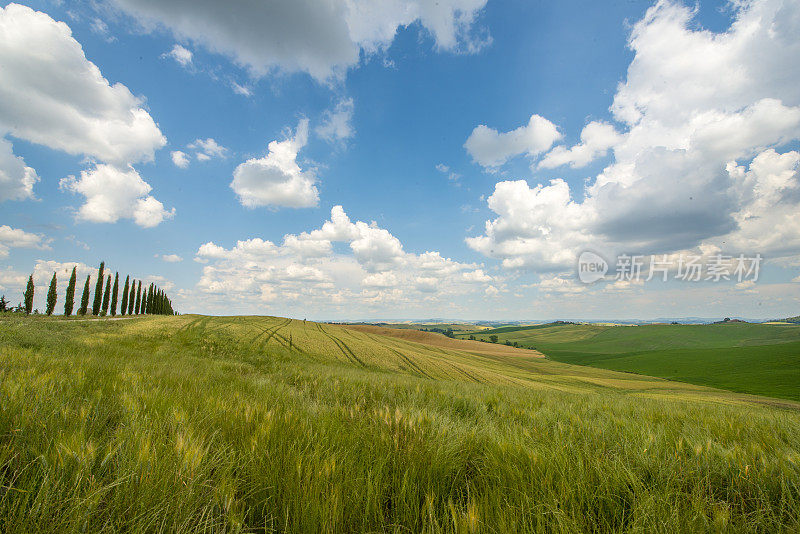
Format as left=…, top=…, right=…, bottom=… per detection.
left=20, top=260, right=176, bottom=317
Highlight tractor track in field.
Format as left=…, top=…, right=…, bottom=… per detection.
left=388, top=349, right=434, bottom=380
left=316, top=324, right=367, bottom=368
left=251, top=318, right=292, bottom=346
left=447, top=362, right=483, bottom=383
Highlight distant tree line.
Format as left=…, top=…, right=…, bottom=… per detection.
left=0, top=260, right=176, bottom=317
left=421, top=327, right=456, bottom=338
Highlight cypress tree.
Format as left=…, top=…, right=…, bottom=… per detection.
left=45, top=272, right=57, bottom=315
left=79, top=276, right=91, bottom=315
left=92, top=261, right=105, bottom=315
left=64, top=266, right=77, bottom=316
left=128, top=280, right=136, bottom=315
left=121, top=275, right=130, bottom=316
left=23, top=275, right=34, bottom=315
left=101, top=275, right=111, bottom=316
left=148, top=284, right=154, bottom=314
left=135, top=281, right=142, bottom=315
left=110, top=272, right=119, bottom=316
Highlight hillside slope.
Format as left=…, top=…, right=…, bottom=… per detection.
left=1, top=315, right=799, bottom=532
left=458, top=322, right=800, bottom=401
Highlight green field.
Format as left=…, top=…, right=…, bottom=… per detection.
left=2, top=315, right=800, bottom=532
left=458, top=322, right=800, bottom=401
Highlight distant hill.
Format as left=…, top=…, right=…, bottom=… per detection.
left=456, top=321, right=800, bottom=401
left=781, top=315, right=800, bottom=323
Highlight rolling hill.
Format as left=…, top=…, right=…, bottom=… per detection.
left=1, top=315, right=799, bottom=532
left=457, top=322, right=800, bottom=401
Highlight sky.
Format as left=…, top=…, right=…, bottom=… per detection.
left=1, top=0, right=800, bottom=320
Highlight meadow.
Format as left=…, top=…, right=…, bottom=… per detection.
left=1, top=315, right=799, bottom=532
left=457, top=322, right=800, bottom=402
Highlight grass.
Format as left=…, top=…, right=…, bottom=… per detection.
left=457, top=322, right=800, bottom=401
left=1, top=315, right=799, bottom=532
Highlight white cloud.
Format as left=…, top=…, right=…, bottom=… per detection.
left=158, top=253, right=183, bottom=263
left=189, top=137, right=228, bottom=160
left=0, top=138, right=38, bottom=201
left=462, top=268, right=492, bottom=283
left=230, top=119, right=319, bottom=208
left=166, top=44, right=192, bottom=67
left=717, top=149, right=800, bottom=256
left=538, top=274, right=585, bottom=295
left=60, top=164, right=175, bottom=228
left=194, top=205, right=487, bottom=311
left=32, top=260, right=96, bottom=286
left=468, top=0, right=800, bottom=272
left=108, top=0, right=489, bottom=81
left=435, top=163, right=461, bottom=182
left=90, top=18, right=115, bottom=42
left=171, top=150, right=189, bottom=168
left=466, top=179, right=594, bottom=270
left=0, top=4, right=166, bottom=166
left=316, top=98, right=354, bottom=144
left=464, top=114, right=561, bottom=168
left=362, top=271, right=399, bottom=288
left=230, top=81, right=252, bottom=97
left=539, top=121, right=622, bottom=169
left=0, top=225, right=50, bottom=258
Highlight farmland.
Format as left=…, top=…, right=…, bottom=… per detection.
left=457, top=322, right=800, bottom=401
left=1, top=314, right=800, bottom=532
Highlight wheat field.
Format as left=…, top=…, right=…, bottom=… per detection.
left=1, top=314, right=799, bottom=532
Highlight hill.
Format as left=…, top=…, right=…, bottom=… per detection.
left=457, top=322, right=800, bottom=401
left=1, top=315, right=799, bottom=532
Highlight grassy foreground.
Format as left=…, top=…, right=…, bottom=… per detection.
left=1, top=315, right=800, bottom=532
left=458, top=322, right=800, bottom=402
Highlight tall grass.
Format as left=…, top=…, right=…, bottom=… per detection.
left=1, top=315, right=799, bottom=532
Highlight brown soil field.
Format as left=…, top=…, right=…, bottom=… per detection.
left=343, top=324, right=546, bottom=358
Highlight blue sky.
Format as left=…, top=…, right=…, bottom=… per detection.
left=1, top=0, right=799, bottom=320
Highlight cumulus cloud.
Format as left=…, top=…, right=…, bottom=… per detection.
left=539, top=121, right=622, bottom=169
left=171, top=150, right=189, bottom=168
left=194, top=205, right=489, bottom=311
left=316, top=98, right=355, bottom=144
left=231, top=119, right=319, bottom=208
left=0, top=138, right=38, bottom=202
left=462, top=268, right=492, bottom=283
left=60, top=164, right=175, bottom=228
left=0, top=4, right=166, bottom=166
left=537, top=274, right=585, bottom=295
left=464, top=114, right=561, bottom=168
left=0, top=225, right=50, bottom=258
left=107, top=0, right=489, bottom=81
left=0, top=4, right=171, bottom=225
left=468, top=0, right=800, bottom=271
